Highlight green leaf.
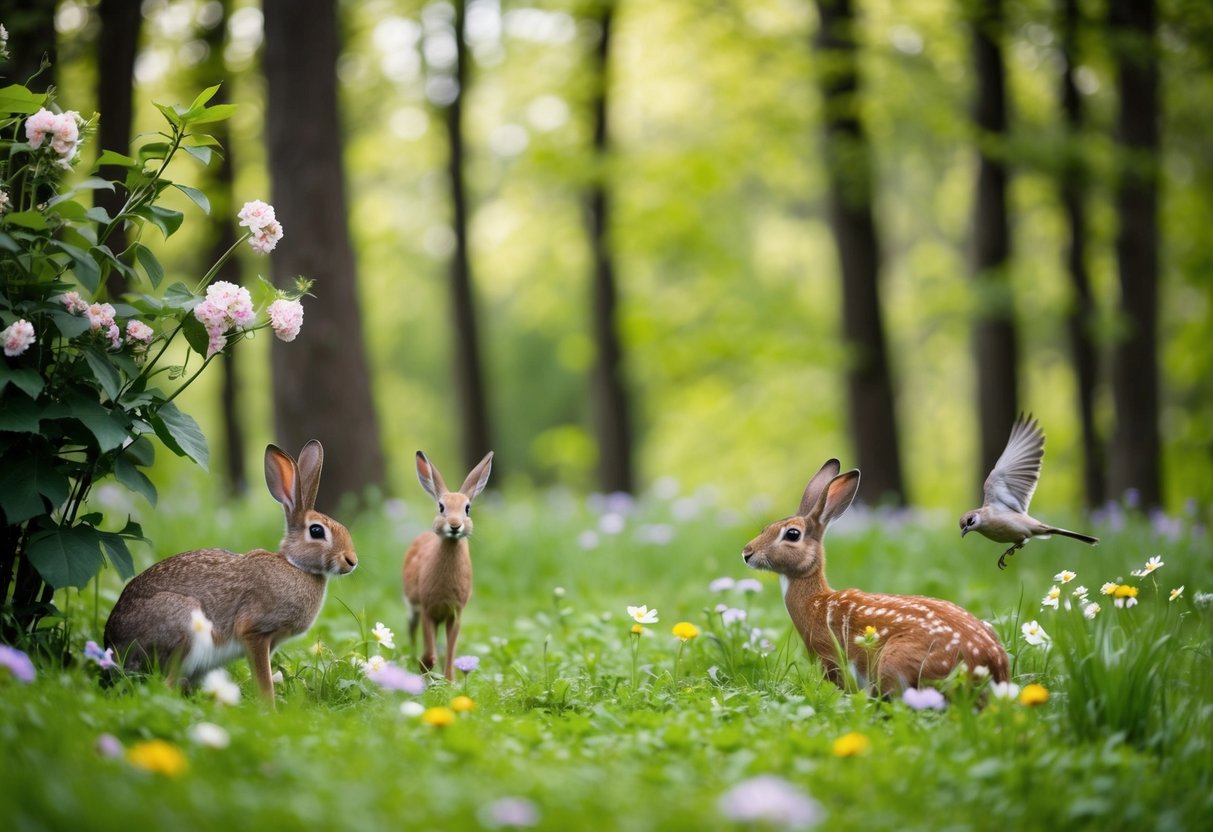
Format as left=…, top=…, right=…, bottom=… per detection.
left=172, top=183, right=211, bottom=215
left=114, top=455, right=157, bottom=507
left=189, top=103, right=237, bottom=125
left=3, top=210, right=49, bottom=230
left=0, top=364, right=44, bottom=399
left=152, top=401, right=209, bottom=470
left=154, top=102, right=183, bottom=127
left=131, top=242, right=165, bottom=288
left=53, top=241, right=102, bottom=294
left=93, top=149, right=139, bottom=169
left=188, top=85, right=222, bottom=112
left=67, top=392, right=130, bottom=451
left=137, top=141, right=172, bottom=163
left=27, top=525, right=106, bottom=589
left=181, top=145, right=214, bottom=166
left=0, top=84, right=46, bottom=115
left=187, top=134, right=223, bottom=148
left=180, top=313, right=211, bottom=357
left=49, top=309, right=92, bottom=339
left=163, top=281, right=200, bottom=311
left=98, top=531, right=136, bottom=580
left=124, top=435, right=156, bottom=466
left=82, top=348, right=123, bottom=402
left=0, top=393, right=40, bottom=432
left=133, top=205, right=185, bottom=239
left=0, top=454, right=69, bottom=524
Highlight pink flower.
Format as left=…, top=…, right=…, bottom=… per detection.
left=194, top=281, right=255, bottom=341
left=24, top=108, right=58, bottom=149
left=206, top=326, right=227, bottom=358
left=365, top=660, right=427, bottom=694
left=86, top=303, right=116, bottom=331
left=58, top=292, right=89, bottom=314
left=479, top=797, right=541, bottom=829
left=249, top=220, right=284, bottom=254
left=24, top=108, right=81, bottom=165
left=718, top=776, right=823, bottom=828
left=0, top=644, right=35, bottom=683
left=0, top=190, right=10, bottom=213
left=84, top=640, right=119, bottom=671
left=106, top=324, right=122, bottom=350
left=126, top=320, right=154, bottom=344
left=267, top=298, right=304, bottom=342
left=3, top=319, right=36, bottom=357
left=902, top=686, right=947, bottom=711
left=237, top=200, right=276, bottom=231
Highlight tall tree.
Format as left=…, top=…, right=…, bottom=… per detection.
left=1107, top=0, right=1162, bottom=506
left=1058, top=0, right=1104, bottom=507
left=438, top=0, right=493, bottom=474
left=812, top=0, right=904, bottom=505
left=968, top=0, right=1019, bottom=482
left=582, top=0, right=634, bottom=494
left=262, top=0, right=385, bottom=508
left=94, top=0, right=143, bottom=299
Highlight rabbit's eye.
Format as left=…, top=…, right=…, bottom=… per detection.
left=783, top=527, right=802, bottom=542
left=438, top=501, right=446, bottom=515
left=465, top=504, right=471, bottom=516
left=309, top=523, right=326, bottom=540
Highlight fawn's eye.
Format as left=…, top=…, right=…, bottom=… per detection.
left=783, top=527, right=801, bottom=542
left=309, top=524, right=326, bottom=540
left=438, top=502, right=446, bottom=515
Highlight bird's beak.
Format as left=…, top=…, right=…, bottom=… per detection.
left=960, top=527, right=969, bottom=538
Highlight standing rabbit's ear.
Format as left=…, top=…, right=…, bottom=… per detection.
left=798, top=459, right=842, bottom=517
left=460, top=452, right=494, bottom=500
left=265, top=444, right=302, bottom=519
left=416, top=451, right=447, bottom=500
left=805, top=470, right=860, bottom=535
left=295, top=440, right=324, bottom=512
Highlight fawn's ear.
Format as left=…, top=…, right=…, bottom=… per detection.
left=816, top=470, right=860, bottom=532
left=265, top=444, right=302, bottom=521
left=295, top=440, right=324, bottom=512
left=416, top=451, right=447, bottom=501
left=460, top=451, right=494, bottom=500
left=798, top=459, right=841, bottom=517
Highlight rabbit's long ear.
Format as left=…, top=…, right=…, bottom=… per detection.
left=416, top=451, right=447, bottom=500
left=798, top=459, right=841, bottom=517
left=806, top=470, right=860, bottom=535
left=265, top=444, right=302, bottom=519
left=295, top=440, right=324, bottom=512
left=460, top=451, right=494, bottom=500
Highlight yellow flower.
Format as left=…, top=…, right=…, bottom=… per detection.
left=127, top=740, right=188, bottom=777
left=1113, top=585, right=1138, bottom=599
left=672, top=622, right=700, bottom=641
left=450, top=696, right=476, bottom=713
left=832, top=732, right=871, bottom=758
left=421, top=706, right=457, bottom=727
left=631, top=623, right=644, bottom=635
left=1019, top=683, right=1049, bottom=707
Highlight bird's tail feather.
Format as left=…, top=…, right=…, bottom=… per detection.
left=1047, top=527, right=1099, bottom=545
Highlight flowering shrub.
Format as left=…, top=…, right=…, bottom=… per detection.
left=0, top=80, right=310, bottom=640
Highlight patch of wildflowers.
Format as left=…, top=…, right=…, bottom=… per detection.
left=717, top=775, right=823, bottom=828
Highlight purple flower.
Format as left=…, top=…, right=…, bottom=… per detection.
left=902, top=686, right=947, bottom=711
left=708, top=577, right=736, bottom=593
left=721, top=608, right=747, bottom=626
left=0, top=644, right=35, bottom=683
left=453, top=655, right=480, bottom=674
left=735, top=578, right=763, bottom=594
left=96, top=733, right=124, bottom=759
left=84, top=640, right=118, bottom=670
left=479, top=797, right=540, bottom=829
left=366, top=661, right=426, bottom=694
left=718, top=775, right=823, bottom=828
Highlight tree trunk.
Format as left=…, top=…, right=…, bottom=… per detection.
left=1058, top=0, right=1104, bottom=508
left=968, top=0, right=1020, bottom=483
left=262, top=0, right=385, bottom=509
left=94, top=0, right=143, bottom=298
left=1107, top=0, right=1162, bottom=507
left=813, top=0, right=904, bottom=505
left=0, top=0, right=56, bottom=92
left=583, top=1, right=634, bottom=495
left=442, top=0, right=494, bottom=474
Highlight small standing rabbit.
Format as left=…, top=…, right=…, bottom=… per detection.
left=104, top=440, right=357, bottom=703
left=402, top=450, right=493, bottom=680
left=742, top=459, right=1008, bottom=693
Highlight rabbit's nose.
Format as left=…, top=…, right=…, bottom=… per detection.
left=742, top=546, right=753, bottom=563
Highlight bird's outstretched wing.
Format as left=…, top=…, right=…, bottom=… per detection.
left=983, top=414, right=1045, bottom=514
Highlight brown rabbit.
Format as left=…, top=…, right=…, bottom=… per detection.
left=742, top=459, right=1008, bottom=693
left=402, top=450, right=492, bottom=680
left=104, top=441, right=356, bottom=703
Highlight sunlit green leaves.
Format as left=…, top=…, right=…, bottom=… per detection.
left=151, top=401, right=209, bottom=470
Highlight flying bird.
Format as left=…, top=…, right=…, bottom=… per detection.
left=960, top=414, right=1099, bottom=569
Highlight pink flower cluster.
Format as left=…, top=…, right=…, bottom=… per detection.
left=194, top=281, right=255, bottom=357
left=237, top=200, right=284, bottom=254
left=84, top=301, right=122, bottom=350
left=25, top=108, right=83, bottom=168
left=57, top=292, right=154, bottom=350
left=2, top=319, right=35, bottom=357
left=267, top=298, right=304, bottom=342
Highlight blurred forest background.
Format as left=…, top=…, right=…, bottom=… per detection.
left=5, top=0, right=1211, bottom=516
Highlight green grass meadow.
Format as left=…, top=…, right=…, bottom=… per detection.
left=3, top=477, right=1211, bottom=831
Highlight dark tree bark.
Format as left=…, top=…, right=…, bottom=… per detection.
left=968, top=0, right=1020, bottom=483
left=1107, top=0, right=1162, bottom=507
left=1058, top=0, right=1104, bottom=508
left=0, top=0, right=56, bottom=91
left=94, top=0, right=143, bottom=299
left=441, top=0, right=494, bottom=474
left=262, top=0, right=385, bottom=509
left=813, top=0, right=904, bottom=505
left=582, top=1, right=634, bottom=495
